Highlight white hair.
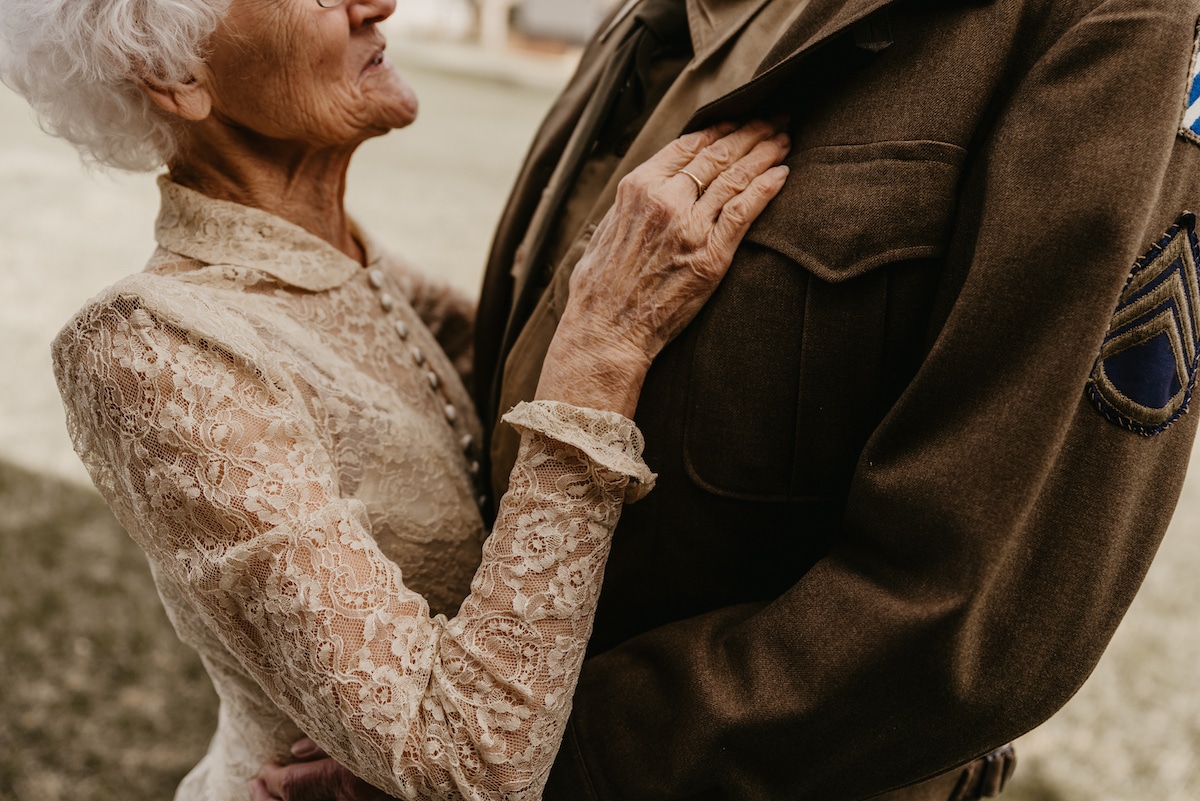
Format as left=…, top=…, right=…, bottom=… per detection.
left=0, top=0, right=230, bottom=171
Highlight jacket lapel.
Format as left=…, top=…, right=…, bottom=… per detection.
left=474, top=3, right=641, bottom=419
left=480, top=25, right=619, bottom=296
left=685, top=0, right=899, bottom=130
left=490, top=0, right=896, bottom=291
left=758, top=0, right=897, bottom=75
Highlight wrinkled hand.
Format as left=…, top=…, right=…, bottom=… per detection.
left=537, top=120, right=790, bottom=416
left=250, top=739, right=396, bottom=801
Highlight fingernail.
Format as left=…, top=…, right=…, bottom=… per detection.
left=773, top=132, right=791, bottom=148
left=291, top=739, right=320, bottom=758
left=773, top=165, right=790, bottom=180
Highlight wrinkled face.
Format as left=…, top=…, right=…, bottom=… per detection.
left=200, top=0, right=416, bottom=146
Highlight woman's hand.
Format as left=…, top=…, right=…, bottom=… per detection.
left=536, top=120, right=790, bottom=416
left=251, top=739, right=394, bottom=801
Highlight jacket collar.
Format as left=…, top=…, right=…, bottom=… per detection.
left=686, top=0, right=775, bottom=62
left=601, top=0, right=775, bottom=63
left=754, top=0, right=898, bottom=75
left=681, top=0, right=895, bottom=129
left=684, top=0, right=985, bottom=129
left=153, top=176, right=374, bottom=291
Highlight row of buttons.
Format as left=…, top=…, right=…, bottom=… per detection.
left=367, top=268, right=485, bottom=507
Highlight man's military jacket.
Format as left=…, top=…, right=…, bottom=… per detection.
left=473, top=0, right=1200, bottom=798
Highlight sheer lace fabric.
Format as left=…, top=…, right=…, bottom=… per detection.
left=52, top=179, right=654, bottom=800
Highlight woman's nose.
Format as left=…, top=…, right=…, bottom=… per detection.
left=347, top=0, right=396, bottom=26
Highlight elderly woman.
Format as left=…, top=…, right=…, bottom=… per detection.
left=0, top=0, right=788, bottom=798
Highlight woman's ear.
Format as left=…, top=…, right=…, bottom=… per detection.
left=134, top=64, right=213, bottom=122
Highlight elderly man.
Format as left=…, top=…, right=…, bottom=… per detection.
left=263, top=0, right=1200, bottom=798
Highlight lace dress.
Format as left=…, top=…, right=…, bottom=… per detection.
left=52, top=178, right=655, bottom=801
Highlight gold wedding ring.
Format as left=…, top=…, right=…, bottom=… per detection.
left=676, top=169, right=707, bottom=199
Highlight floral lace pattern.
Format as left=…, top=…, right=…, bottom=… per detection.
left=52, top=180, right=653, bottom=800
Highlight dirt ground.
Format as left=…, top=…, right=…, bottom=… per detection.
left=0, top=54, right=1197, bottom=801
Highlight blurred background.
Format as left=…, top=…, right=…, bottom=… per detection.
left=1, top=3, right=1197, bottom=799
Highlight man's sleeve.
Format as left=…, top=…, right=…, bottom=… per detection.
left=544, top=6, right=1200, bottom=800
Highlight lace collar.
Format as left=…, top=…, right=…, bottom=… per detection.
left=153, top=176, right=379, bottom=291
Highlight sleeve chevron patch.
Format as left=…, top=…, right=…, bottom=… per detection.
left=1087, top=213, right=1200, bottom=436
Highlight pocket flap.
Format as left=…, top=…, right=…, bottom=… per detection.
left=746, top=140, right=966, bottom=283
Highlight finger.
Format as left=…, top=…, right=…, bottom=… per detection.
left=710, top=165, right=790, bottom=254
left=637, top=121, right=740, bottom=176
left=291, top=737, right=327, bottom=760
left=696, top=132, right=790, bottom=217
left=259, top=758, right=341, bottom=801
left=249, top=778, right=281, bottom=801
left=675, top=119, right=784, bottom=190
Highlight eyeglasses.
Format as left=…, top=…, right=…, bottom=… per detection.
left=316, top=0, right=345, bottom=7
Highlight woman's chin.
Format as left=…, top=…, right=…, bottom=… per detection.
left=371, top=106, right=417, bottom=137
left=351, top=98, right=418, bottom=142
left=372, top=88, right=419, bottom=132
left=389, top=97, right=419, bottom=130
left=366, top=63, right=418, bottom=123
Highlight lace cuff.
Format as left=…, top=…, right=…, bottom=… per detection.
left=502, top=400, right=657, bottom=503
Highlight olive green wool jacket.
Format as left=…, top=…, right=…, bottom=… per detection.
left=474, top=0, right=1200, bottom=798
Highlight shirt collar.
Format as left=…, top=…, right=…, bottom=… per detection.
left=686, top=0, right=774, bottom=62
left=599, top=0, right=771, bottom=63
left=153, top=176, right=377, bottom=291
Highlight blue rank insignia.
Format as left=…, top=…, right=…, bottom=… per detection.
left=1183, top=24, right=1200, bottom=144
left=1087, top=214, right=1200, bottom=436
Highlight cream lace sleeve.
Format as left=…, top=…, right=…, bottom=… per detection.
left=54, top=295, right=654, bottom=801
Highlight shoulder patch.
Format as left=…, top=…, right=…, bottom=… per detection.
left=1182, top=23, right=1200, bottom=145
left=1087, top=213, right=1200, bottom=436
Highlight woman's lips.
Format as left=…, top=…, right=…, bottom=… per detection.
left=361, top=48, right=386, bottom=75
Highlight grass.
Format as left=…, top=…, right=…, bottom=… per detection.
left=0, top=459, right=217, bottom=801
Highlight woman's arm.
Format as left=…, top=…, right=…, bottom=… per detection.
left=58, top=122, right=787, bottom=801
left=56, top=304, right=640, bottom=798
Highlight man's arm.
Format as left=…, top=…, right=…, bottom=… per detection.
left=543, top=5, right=1200, bottom=800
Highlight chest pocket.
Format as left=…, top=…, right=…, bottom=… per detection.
left=683, top=140, right=966, bottom=501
